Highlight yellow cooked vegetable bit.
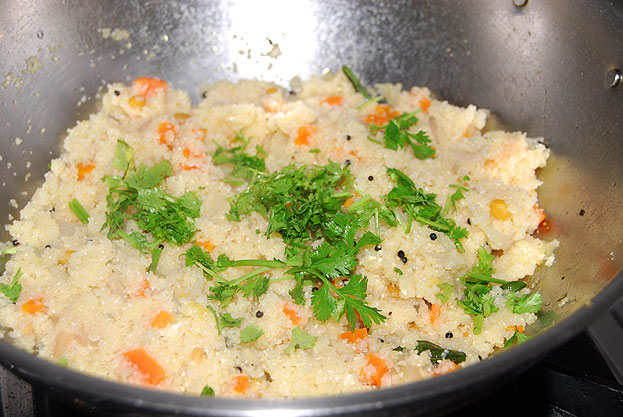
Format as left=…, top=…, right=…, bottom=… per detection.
left=490, top=199, right=512, bottom=220
left=128, top=95, right=146, bottom=109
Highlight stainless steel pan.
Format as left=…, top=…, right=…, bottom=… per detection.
left=0, top=0, right=621, bottom=415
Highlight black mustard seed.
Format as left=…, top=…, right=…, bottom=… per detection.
left=256, top=311, right=264, bottom=318
left=397, top=250, right=405, bottom=258
left=429, top=233, right=437, bottom=241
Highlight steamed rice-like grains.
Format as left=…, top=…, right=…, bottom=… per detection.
left=0, top=72, right=557, bottom=397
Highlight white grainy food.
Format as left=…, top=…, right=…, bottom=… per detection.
left=0, top=71, right=557, bottom=397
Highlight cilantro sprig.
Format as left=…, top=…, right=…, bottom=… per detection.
left=212, top=133, right=266, bottom=186
left=369, top=111, right=435, bottom=160
left=383, top=167, right=468, bottom=252
left=458, top=247, right=543, bottom=334
left=102, top=140, right=202, bottom=273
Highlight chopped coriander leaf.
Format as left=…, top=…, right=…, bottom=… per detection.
left=309, top=148, right=321, bottom=154
left=443, top=176, right=469, bottom=215
left=69, top=198, right=90, bottom=224
left=220, top=312, right=242, bottom=328
left=57, top=357, right=68, bottom=367
left=212, top=133, right=266, bottom=183
left=309, top=273, right=385, bottom=331
left=0, top=268, right=22, bottom=303
left=227, top=161, right=353, bottom=245
left=148, top=244, right=163, bottom=273
left=368, top=111, right=435, bottom=160
left=393, top=267, right=404, bottom=276
left=435, top=283, right=454, bottom=303
left=113, top=139, right=134, bottom=173
left=383, top=167, right=468, bottom=252
left=506, top=292, right=543, bottom=314
left=200, top=385, right=215, bottom=397
left=284, top=326, right=317, bottom=353
left=240, top=323, right=264, bottom=343
left=463, top=247, right=505, bottom=285
left=103, top=141, right=201, bottom=247
left=1, top=247, right=16, bottom=256
left=415, top=340, right=466, bottom=365
left=342, top=65, right=372, bottom=100
left=501, top=280, right=527, bottom=292
left=393, top=346, right=405, bottom=352
left=504, top=329, right=531, bottom=348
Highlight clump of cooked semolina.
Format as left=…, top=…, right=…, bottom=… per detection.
left=0, top=70, right=557, bottom=397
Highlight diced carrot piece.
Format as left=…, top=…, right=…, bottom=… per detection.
left=339, top=328, right=368, bottom=344
left=128, top=95, right=146, bottom=109
left=360, top=353, right=388, bottom=387
left=22, top=298, right=45, bottom=315
left=364, top=105, right=400, bottom=126
left=151, top=311, right=174, bottom=328
left=506, top=325, right=524, bottom=333
left=343, top=197, right=355, bottom=208
left=123, top=348, right=165, bottom=386
left=197, top=241, right=215, bottom=253
left=230, top=375, right=249, bottom=394
left=136, top=279, right=150, bottom=297
left=183, top=148, right=191, bottom=158
left=433, top=360, right=459, bottom=376
left=294, top=126, right=316, bottom=146
left=322, top=95, right=343, bottom=106
left=429, top=304, right=441, bottom=325
left=133, top=77, right=167, bottom=98
left=158, top=122, right=176, bottom=148
left=76, top=163, right=95, bottom=181
left=419, top=97, right=431, bottom=113
left=282, top=301, right=302, bottom=325
left=266, top=87, right=277, bottom=94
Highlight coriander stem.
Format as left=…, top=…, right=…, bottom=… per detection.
left=225, top=259, right=285, bottom=268
left=366, top=136, right=383, bottom=145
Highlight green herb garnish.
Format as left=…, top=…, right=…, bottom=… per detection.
left=284, top=326, right=317, bottom=353
left=435, top=283, right=454, bottom=303
left=200, top=385, right=215, bottom=397
left=383, top=167, right=468, bottom=252
left=240, top=323, right=264, bottom=343
left=393, top=267, right=404, bottom=276
left=393, top=346, right=405, bottom=352
left=415, top=340, right=466, bottom=365
left=504, top=329, right=531, bottom=347
left=506, top=292, right=543, bottom=314
left=69, top=198, right=90, bottom=224
left=212, top=133, right=266, bottom=185
left=102, top=141, right=202, bottom=273
left=0, top=268, right=22, bottom=303
left=443, top=176, right=470, bottom=215
left=342, top=65, right=372, bottom=100
left=370, top=111, right=435, bottom=160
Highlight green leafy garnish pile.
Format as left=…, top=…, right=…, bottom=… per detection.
left=458, top=247, right=543, bottom=335
left=102, top=140, right=202, bottom=272
left=185, top=161, right=387, bottom=331
left=382, top=167, right=469, bottom=252
left=227, top=161, right=353, bottom=245
left=212, top=133, right=266, bottom=186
